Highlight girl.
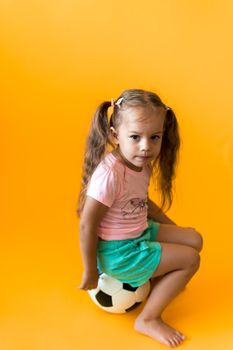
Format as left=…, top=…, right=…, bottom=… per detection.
left=77, top=89, right=203, bottom=348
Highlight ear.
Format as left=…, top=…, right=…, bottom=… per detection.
left=109, top=127, right=119, bottom=144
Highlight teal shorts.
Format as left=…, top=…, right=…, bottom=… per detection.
left=97, top=219, right=162, bottom=287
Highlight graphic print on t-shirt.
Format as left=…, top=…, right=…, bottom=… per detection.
left=121, top=197, right=147, bottom=217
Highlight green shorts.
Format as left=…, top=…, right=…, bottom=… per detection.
left=97, top=219, right=162, bottom=287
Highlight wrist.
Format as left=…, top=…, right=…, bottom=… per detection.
left=84, top=267, right=98, bottom=273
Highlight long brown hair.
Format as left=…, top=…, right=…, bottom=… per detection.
left=77, top=89, right=180, bottom=217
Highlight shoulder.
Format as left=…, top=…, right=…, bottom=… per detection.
left=87, top=153, right=122, bottom=207
left=87, top=153, right=125, bottom=191
left=92, top=152, right=124, bottom=180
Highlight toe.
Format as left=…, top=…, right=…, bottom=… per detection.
left=175, top=331, right=185, bottom=340
left=175, top=334, right=183, bottom=342
left=173, top=335, right=181, bottom=346
left=175, top=334, right=183, bottom=345
left=169, top=337, right=178, bottom=347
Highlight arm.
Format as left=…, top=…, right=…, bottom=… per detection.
left=147, top=197, right=177, bottom=225
left=79, top=196, right=109, bottom=290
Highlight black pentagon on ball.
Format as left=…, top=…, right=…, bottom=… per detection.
left=123, top=283, right=138, bottom=292
left=96, top=290, right=113, bottom=307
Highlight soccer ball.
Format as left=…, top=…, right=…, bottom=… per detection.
left=88, top=273, right=151, bottom=313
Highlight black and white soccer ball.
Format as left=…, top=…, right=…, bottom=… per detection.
left=88, top=273, right=151, bottom=313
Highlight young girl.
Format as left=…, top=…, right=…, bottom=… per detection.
left=77, top=89, right=203, bottom=347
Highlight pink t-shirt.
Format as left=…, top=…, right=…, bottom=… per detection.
left=86, top=152, right=152, bottom=240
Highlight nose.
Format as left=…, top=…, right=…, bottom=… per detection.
left=140, top=138, right=150, bottom=153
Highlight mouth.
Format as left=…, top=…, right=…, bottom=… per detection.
left=137, top=156, right=152, bottom=160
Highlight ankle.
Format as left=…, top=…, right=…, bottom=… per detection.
left=136, top=314, right=161, bottom=323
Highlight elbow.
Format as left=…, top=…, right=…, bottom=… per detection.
left=79, top=219, right=96, bottom=235
left=79, top=218, right=86, bottom=231
left=79, top=220, right=90, bottom=236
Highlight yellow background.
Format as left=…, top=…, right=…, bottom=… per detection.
left=1, top=1, right=233, bottom=349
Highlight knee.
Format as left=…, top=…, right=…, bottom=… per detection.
left=187, top=249, right=201, bottom=273
left=189, top=228, right=203, bottom=252
left=194, top=230, right=203, bottom=252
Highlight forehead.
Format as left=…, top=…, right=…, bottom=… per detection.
left=119, top=105, right=165, bottom=130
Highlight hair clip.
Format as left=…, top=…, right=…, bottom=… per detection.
left=115, top=97, right=124, bottom=108
left=165, top=105, right=170, bottom=111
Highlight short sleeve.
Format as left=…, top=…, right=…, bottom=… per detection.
left=86, top=164, right=119, bottom=207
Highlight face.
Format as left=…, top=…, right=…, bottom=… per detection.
left=110, top=105, right=166, bottom=171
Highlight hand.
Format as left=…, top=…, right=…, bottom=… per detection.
left=79, top=269, right=99, bottom=291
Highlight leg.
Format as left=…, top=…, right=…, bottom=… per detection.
left=155, top=224, right=203, bottom=252
left=134, top=243, right=200, bottom=347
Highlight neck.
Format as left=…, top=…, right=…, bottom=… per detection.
left=112, top=147, right=143, bottom=172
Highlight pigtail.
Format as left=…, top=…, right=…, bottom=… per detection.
left=152, top=108, right=181, bottom=212
left=77, top=101, right=111, bottom=217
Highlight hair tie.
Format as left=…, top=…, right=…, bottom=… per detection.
left=111, top=98, right=115, bottom=107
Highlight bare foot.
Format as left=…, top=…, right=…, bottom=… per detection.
left=134, top=316, right=186, bottom=347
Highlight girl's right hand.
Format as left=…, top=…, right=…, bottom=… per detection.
left=79, top=270, right=99, bottom=291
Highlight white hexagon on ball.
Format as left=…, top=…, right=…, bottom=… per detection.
left=98, top=274, right=122, bottom=295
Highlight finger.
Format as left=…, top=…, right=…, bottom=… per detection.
left=88, top=285, right=96, bottom=290
left=79, top=284, right=88, bottom=290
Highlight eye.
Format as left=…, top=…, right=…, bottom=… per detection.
left=129, top=135, right=140, bottom=141
left=151, top=135, right=160, bottom=141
